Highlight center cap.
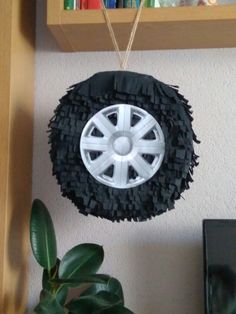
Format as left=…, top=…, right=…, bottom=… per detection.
left=113, top=136, right=132, bottom=156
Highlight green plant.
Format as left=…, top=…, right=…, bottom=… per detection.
left=30, top=199, right=134, bottom=314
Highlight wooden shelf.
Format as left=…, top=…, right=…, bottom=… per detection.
left=47, top=0, right=236, bottom=51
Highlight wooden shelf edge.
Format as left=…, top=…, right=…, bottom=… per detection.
left=47, top=1, right=236, bottom=52
left=51, top=5, right=236, bottom=25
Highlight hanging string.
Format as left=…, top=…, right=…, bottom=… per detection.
left=101, top=0, right=145, bottom=70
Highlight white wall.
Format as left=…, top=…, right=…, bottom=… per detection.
left=28, top=0, right=236, bottom=313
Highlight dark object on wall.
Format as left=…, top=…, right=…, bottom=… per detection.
left=48, top=71, right=199, bottom=222
left=203, top=220, right=236, bottom=314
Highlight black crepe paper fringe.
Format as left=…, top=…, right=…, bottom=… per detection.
left=48, top=71, right=200, bottom=222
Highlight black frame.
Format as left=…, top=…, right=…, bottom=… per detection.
left=203, top=219, right=236, bottom=314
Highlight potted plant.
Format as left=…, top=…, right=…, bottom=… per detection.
left=30, top=199, right=134, bottom=314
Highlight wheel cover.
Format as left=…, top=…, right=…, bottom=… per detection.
left=80, top=104, right=165, bottom=189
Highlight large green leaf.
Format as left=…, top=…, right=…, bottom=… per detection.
left=35, top=290, right=64, bottom=314
left=55, top=285, right=68, bottom=306
left=66, top=291, right=122, bottom=314
left=30, top=199, right=57, bottom=270
left=82, top=277, right=124, bottom=304
left=54, top=274, right=109, bottom=302
left=52, top=274, right=110, bottom=286
left=59, top=243, right=104, bottom=279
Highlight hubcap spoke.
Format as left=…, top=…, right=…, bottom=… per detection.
left=135, top=140, right=165, bottom=155
left=132, top=115, right=157, bottom=141
left=130, top=154, right=153, bottom=179
left=113, top=159, right=129, bottom=187
left=117, top=105, right=132, bottom=131
left=80, top=137, right=109, bottom=151
left=93, top=113, right=116, bottom=137
left=89, top=152, right=113, bottom=176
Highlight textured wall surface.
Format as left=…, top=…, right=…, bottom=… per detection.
left=28, top=1, right=236, bottom=313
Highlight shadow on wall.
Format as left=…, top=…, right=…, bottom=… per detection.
left=36, top=0, right=65, bottom=53
left=20, top=0, right=36, bottom=49
left=120, top=242, right=204, bottom=314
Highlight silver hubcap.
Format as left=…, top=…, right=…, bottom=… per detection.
left=113, top=136, right=132, bottom=155
left=80, top=104, right=165, bottom=189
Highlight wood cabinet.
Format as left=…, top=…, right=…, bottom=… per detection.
left=47, top=0, right=236, bottom=52
left=0, top=1, right=35, bottom=313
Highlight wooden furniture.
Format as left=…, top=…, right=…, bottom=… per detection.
left=0, top=0, right=35, bottom=313
left=47, top=1, right=236, bottom=52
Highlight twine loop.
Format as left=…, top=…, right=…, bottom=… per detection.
left=101, top=0, right=145, bottom=70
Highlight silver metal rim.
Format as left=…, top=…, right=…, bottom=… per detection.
left=80, top=104, right=165, bottom=189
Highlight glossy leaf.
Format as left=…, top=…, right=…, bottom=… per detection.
left=59, top=243, right=104, bottom=279
left=55, top=285, right=68, bottom=306
left=66, top=291, right=122, bottom=314
left=82, top=277, right=124, bottom=304
left=52, top=274, right=110, bottom=286
left=30, top=199, right=57, bottom=270
left=35, top=290, right=64, bottom=314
